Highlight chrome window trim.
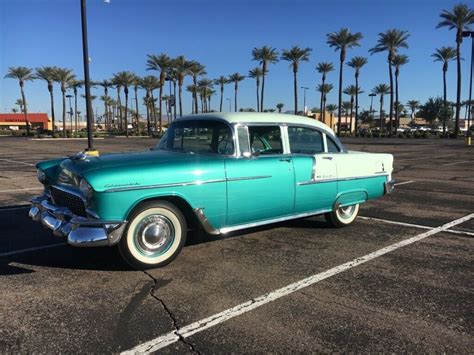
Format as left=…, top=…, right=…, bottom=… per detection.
left=297, top=173, right=389, bottom=186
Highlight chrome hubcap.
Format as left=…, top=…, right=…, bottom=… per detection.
left=135, top=215, right=175, bottom=256
left=338, top=205, right=356, bottom=219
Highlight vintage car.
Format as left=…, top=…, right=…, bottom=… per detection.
left=29, top=113, right=394, bottom=269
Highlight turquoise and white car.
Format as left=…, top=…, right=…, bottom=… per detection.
left=29, top=113, right=394, bottom=269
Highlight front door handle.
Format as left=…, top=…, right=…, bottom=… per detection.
left=279, top=158, right=292, bottom=162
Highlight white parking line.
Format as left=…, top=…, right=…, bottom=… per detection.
left=0, top=187, right=42, bottom=193
left=442, top=160, right=471, bottom=166
left=399, top=154, right=458, bottom=161
left=0, top=243, right=67, bottom=258
left=121, top=213, right=474, bottom=354
left=0, top=159, right=35, bottom=166
left=394, top=180, right=414, bottom=186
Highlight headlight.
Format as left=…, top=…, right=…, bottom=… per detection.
left=37, top=169, right=46, bottom=184
left=79, top=178, right=94, bottom=201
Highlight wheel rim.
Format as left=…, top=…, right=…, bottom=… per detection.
left=338, top=205, right=356, bottom=219
left=133, top=214, right=175, bottom=256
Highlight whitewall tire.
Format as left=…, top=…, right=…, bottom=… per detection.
left=118, top=201, right=187, bottom=269
left=325, top=204, right=360, bottom=228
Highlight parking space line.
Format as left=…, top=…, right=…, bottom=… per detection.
left=0, top=159, right=35, bottom=166
left=0, top=243, right=67, bottom=258
left=0, top=187, right=42, bottom=193
left=399, top=154, right=458, bottom=162
left=442, top=160, right=471, bottom=166
left=121, top=213, right=474, bottom=354
left=394, top=180, right=414, bottom=186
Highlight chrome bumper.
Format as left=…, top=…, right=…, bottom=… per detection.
left=29, top=195, right=127, bottom=247
left=384, top=179, right=395, bottom=194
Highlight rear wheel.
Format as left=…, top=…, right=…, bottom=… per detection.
left=118, top=201, right=187, bottom=269
left=325, top=204, right=360, bottom=228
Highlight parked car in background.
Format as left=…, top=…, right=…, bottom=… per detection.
left=29, top=113, right=395, bottom=269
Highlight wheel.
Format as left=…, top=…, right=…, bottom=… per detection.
left=325, top=204, right=360, bottom=228
left=118, top=201, right=187, bottom=269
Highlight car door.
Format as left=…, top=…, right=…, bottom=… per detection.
left=225, top=125, right=295, bottom=226
left=288, top=126, right=338, bottom=213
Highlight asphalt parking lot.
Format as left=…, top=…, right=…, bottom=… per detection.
left=1, top=136, right=473, bottom=353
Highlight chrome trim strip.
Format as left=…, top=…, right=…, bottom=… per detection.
left=194, top=208, right=220, bottom=235
left=218, top=207, right=333, bottom=234
left=104, top=178, right=227, bottom=192
left=298, top=173, right=389, bottom=186
left=226, top=175, right=272, bottom=182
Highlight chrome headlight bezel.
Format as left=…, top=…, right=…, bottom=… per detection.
left=37, top=169, right=47, bottom=184
left=79, top=178, right=94, bottom=201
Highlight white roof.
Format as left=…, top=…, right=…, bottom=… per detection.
left=178, top=112, right=336, bottom=136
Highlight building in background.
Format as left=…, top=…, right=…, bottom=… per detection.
left=0, top=113, right=52, bottom=130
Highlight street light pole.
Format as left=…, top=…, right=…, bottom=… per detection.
left=80, top=0, right=96, bottom=153
left=301, top=86, right=309, bottom=116
left=462, top=31, right=474, bottom=140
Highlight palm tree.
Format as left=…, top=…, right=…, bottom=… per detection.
left=432, top=46, right=458, bottom=134
left=132, top=76, right=141, bottom=133
left=111, top=76, right=123, bottom=131
left=407, top=100, right=420, bottom=121
left=276, top=103, right=284, bottom=113
left=228, top=73, right=245, bottom=112
left=15, top=98, right=25, bottom=113
left=186, top=85, right=197, bottom=112
left=373, top=84, right=391, bottom=130
left=113, top=71, right=137, bottom=137
left=54, top=68, right=76, bottom=137
left=326, top=104, right=338, bottom=129
left=281, top=46, right=312, bottom=114
left=342, top=101, right=352, bottom=131
left=69, top=80, right=83, bottom=131
left=391, top=54, right=409, bottom=130
left=248, top=67, right=264, bottom=112
left=197, top=78, right=214, bottom=112
left=437, top=4, right=474, bottom=136
left=370, top=29, right=410, bottom=135
left=214, top=76, right=229, bottom=112
left=35, top=66, right=59, bottom=133
left=188, top=61, right=206, bottom=114
left=326, top=28, right=363, bottom=135
left=347, top=56, right=368, bottom=132
left=173, top=56, right=192, bottom=117
left=97, top=79, right=111, bottom=129
left=344, top=85, right=363, bottom=133
left=147, top=53, right=171, bottom=131
left=100, top=95, right=112, bottom=128
left=316, top=62, right=334, bottom=118
left=140, top=76, right=160, bottom=135
left=4, top=67, right=34, bottom=135
left=317, top=83, right=333, bottom=119
left=252, top=46, right=279, bottom=111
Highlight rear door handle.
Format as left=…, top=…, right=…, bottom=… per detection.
left=322, top=156, right=333, bottom=160
left=279, top=158, right=292, bottom=162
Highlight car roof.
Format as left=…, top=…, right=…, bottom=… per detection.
left=176, top=112, right=336, bottom=136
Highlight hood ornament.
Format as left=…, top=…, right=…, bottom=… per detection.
left=69, top=151, right=89, bottom=161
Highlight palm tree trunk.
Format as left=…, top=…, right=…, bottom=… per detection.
left=179, top=83, right=183, bottom=117
left=395, top=72, right=399, bottom=131
left=146, top=94, right=151, bottom=136
left=380, top=96, right=384, bottom=130
left=234, top=84, right=238, bottom=112
left=293, top=68, right=298, bottom=115
left=173, top=81, right=177, bottom=121
left=260, top=62, right=266, bottom=111
left=62, top=90, right=66, bottom=137
left=256, top=78, right=260, bottom=112
left=454, top=34, right=461, bottom=136
left=337, top=50, right=344, bottom=135
left=134, top=86, right=139, bottom=135
left=116, top=88, right=122, bottom=132
left=219, top=85, right=224, bottom=112
left=193, top=76, right=198, bottom=114
left=124, top=89, right=129, bottom=138
left=74, top=92, right=78, bottom=132
left=20, top=84, right=30, bottom=136
left=49, top=87, right=55, bottom=134
left=350, top=97, right=354, bottom=133
left=443, top=68, right=447, bottom=135
left=388, top=53, right=394, bottom=136
left=354, top=72, right=359, bottom=133
left=208, top=95, right=211, bottom=112
left=158, top=84, right=163, bottom=132
left=151, top=91, right=156, bottom=130
left=320, top=75, right=325, bottom=121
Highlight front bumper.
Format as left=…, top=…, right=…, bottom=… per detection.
left=29, top=195, right=127, bottom=247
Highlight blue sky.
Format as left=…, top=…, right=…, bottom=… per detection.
left=0, top=0, right=472, bottom=119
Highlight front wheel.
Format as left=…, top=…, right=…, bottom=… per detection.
left=325, top=204, right=360, bottom=228
left=118, top=201, right=187, bottom=269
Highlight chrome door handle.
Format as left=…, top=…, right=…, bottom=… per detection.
left=279, top=158, right=292, bottom=162
left=322, top=156, right=333, bottom=160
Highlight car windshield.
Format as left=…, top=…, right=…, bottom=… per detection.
left=155, top=120, right=234, bottom=155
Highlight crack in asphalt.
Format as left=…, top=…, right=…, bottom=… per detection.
left=143, top=271, right=202, bottom=355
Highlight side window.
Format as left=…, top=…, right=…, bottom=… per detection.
left=288, top=127, right=324, bottom=154
left=326, top=136, right=341, bottom=153
left=248, top=126, right=283, bottom=155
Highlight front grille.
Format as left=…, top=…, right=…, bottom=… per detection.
left=50, top=187, right=87, bottom=217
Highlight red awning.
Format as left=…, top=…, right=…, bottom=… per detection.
left=0, top=113, right=50, bottom=123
